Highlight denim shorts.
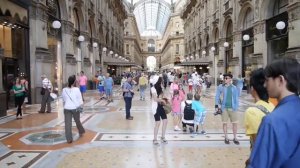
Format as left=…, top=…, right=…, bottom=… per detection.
left=105, top=88, right=112, bottom=96
left=80, top=85, right=87, bottom=93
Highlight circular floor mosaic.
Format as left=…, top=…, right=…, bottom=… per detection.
left=20, top=130, right=78, bottom=145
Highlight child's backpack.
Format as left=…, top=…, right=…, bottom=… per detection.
left=184, top=101, right=195, bottom=120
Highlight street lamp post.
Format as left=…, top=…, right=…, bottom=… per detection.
left=78, top=35, right=85, bottom=72
left=52, top=20, right=61, bottom=93
left=211, top=46, right=217, bottom=88
left=102, top=47, right=107, bottom=74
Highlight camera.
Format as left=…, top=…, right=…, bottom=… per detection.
left=214, top=105, right=222, bottom=116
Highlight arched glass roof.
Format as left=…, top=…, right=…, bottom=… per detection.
left=126, top=0, right=177, bottom=37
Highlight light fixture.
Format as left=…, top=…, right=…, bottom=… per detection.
left=110, top=51, right=113, bottom=55
left=211, top=46, right=216, bottom=51
left=52, top=20, right=61, bottom=29
left=195, top=54, right=199, bottom=57
left=243, top=34, right=250, bottom=41
left=276, top=21, right=286, bottom=30
left=115, top=54, right=118, bottom=57
left=78, top=35, right=85, bottom=42
left=103, top=47, right=107, bottom=52
left=190, top=55, right=193, bottom=59
left=207, top=66, right=210, bottom=69
left=202, top=50, right=206, bottom=55
left=93, top=42, right=98, bottom=48
left=119, top=56, right=122, bottom=59
left=224, top=42, right=229, bottom=48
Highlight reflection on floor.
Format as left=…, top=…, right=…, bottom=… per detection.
left=0, top=86, right=253, bottom=168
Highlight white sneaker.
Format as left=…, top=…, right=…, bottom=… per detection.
left=174, top=126, right=181, bottom=131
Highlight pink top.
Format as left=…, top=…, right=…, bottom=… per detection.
left=170, top=83, right=179, bottom=92
left=171, top=95, right=183, bottom=113
left=79, top=75, right=87, bottom=86
left=179, top=90, right=185, bottom=100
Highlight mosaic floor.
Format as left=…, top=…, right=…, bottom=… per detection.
left=0, top=86, right=254, bottom=168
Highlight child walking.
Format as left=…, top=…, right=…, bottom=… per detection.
left=188, top=78, right=193, bottom=93
left=171, top=90, right=183, bottom=131
left=192, top=94, right=207, bottom=135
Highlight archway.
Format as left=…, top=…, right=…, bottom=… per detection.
left=147, top=56, right=157, bottom=71
left=224, top=19, right=233, bottom=73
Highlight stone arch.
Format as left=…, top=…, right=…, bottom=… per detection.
left=260, top=0, right=288, bottom=20
left=73, top=6, right=85, bottom=31
left=212, top=26, right=219, bottom=43
left=22, top=16, right=28, bottom=24
left=222, top=16, right=233, bottom=38
left=88, top=17, right=96, bottom=38
left=13, top=13, right=21, bottom=22
left=4, top=9, right=12, bottom=16
left=0, top=8, right=3, bottom=16
left=57, top=0, right=68, bottom=20
left=237, top=3, right=254, bottom=31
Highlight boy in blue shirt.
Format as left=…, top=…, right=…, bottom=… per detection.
left=192, top=94, right=206, bottom=135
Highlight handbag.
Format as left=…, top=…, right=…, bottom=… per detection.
left=40, top=88, right=46, bottom=95
left=163, top=103, right=171, bottom=115
left=65, top=89, right=83, bottom=113
left=50, top=93, right=57, bottom=101
left=162, top=98, right=171, bottom=115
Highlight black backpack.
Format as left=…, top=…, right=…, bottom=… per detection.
left=184, top=101, right=195, bottom=120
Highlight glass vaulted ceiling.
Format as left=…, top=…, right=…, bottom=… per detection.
left=126, top=0, right=177, bottom=37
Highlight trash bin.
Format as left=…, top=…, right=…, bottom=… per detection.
left=0, top=91, right=7, bottom=117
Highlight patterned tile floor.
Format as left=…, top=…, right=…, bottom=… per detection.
left=0, top=86, right=253, bottom=167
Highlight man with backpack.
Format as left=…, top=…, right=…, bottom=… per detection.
left=181, top=93, right=195, bottom=132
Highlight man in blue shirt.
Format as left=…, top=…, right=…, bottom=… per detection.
left=104, top=73, right=114, bottom=103
left=123, top=74, right=134, bottom=120
left=215, top=73, right=239, bottom=145
left=248, top=58, right=300, bottom=168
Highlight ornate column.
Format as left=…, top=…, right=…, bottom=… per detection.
left=286, top=2, right=300, bottom=62
left=29, top=1, right=51, bottom=103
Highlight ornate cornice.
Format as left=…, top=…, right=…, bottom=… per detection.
left=61, top=20, right=74, bottom=35
left=29, top=1, right=48, bottom=22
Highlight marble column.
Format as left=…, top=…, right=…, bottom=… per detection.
left=286, top=2, right=300, bottom=62
left=29, top=1, right=52, bottom=103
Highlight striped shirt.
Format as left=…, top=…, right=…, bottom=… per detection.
left=42, top=78, right=52, bottom=89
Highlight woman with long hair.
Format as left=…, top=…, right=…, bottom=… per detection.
left=62, top=75, right=85, bottom=143
left=150, top=75, right=168, bottom=145
left=13, top=77, right=25, bottom=119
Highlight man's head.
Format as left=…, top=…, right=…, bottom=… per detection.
left=106, top=73, right=110, bottom=78
left=250, top=68, right=269, bottom=102
left=127, top=74, right=132, bottom=81
left=41, top=74, right=46, bottom=80
left=80, top=71, right=84, bottom=75
left=223, top=73, right=233, bottom=85
left=187, top=93, right=193, bottom=100
left=264, top=58, right=300, bottom=98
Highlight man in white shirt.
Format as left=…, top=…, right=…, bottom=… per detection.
left=39, top=74, right=53, bottom=113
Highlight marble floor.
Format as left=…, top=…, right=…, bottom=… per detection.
left=0, top=86, right=254, bottom=168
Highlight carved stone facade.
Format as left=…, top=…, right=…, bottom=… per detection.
left=182, top=0, right=300, bottom=79
left=26, top=0, right=127, bottom=103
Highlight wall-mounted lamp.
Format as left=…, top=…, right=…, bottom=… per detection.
left=52, top=20, right=61, bottom=29
left=224, top=42, right=229, bottom=48
left=243, top=34, right=250, bottom=41
left=93, top=42, right=98, bottom=48
left=78, top=35, right=85, bottom=42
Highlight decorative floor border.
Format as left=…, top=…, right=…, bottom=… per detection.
left=94, top=133, right=248, bottom=142
left=0, top=151, right=48, bottom=168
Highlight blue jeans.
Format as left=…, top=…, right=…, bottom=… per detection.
left=124, top=97, right=132, bottom=118
left=140, top=86, right=146, bottom=99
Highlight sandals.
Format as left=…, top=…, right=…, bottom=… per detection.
left=233, top=138, right=240, bottom=145
left=153, top=140, right=159, bottom=145
left=161, top=137, right=168, bottom=144
left=224, top=138, right=230, bottom=144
